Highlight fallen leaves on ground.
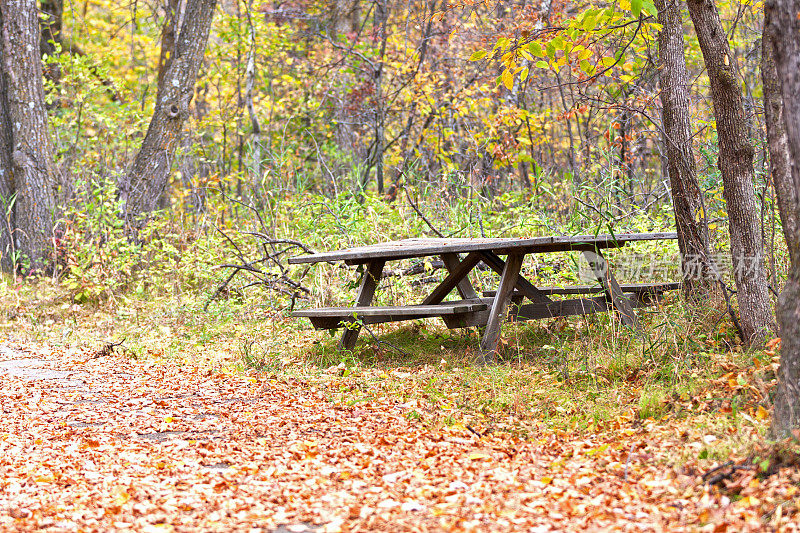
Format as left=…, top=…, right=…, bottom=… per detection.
left=0, top=341, right=798, bottom=532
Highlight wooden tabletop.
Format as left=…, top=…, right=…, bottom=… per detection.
left=288, top=232, right=678, bottom=265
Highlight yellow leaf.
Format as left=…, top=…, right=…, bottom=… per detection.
left=112, top=487, right=131, bottom=506
left=540, top=476, right=553, bottom=484
left=468, top=451, right=492, bottom=460
left=600, top=56, right=616, bottom=67
left=756, top=405, right=769, bottom=420
left=469, top=50, right=487, bottom=61
left=501, top=69, right=514, bottom=90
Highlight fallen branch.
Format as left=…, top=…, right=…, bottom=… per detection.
left=92, top=338, right=127, bottom=359
left=205, top=192, right=315, bottom=313
left=701, top=461, right=753, bottom=487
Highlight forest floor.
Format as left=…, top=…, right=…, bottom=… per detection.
left=2, top=336, right=800, bottom=532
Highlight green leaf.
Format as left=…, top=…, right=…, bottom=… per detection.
left=535, top=60, right=549, bottom=69
left=546, top=42, right=556, bottom=59
left=528, top=42, right=544, bottom=58
left=631, top=0, right=643, bottom=17
left=582, top=14, right=596, bottom=32
left=600, top=56, right=616, bottom=67
left=469, top=50, right=487, bottom=61
left=520, top=67, right=529, bottom=81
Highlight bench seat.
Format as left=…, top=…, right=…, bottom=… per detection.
left=483, top=282, right=680, bottom=298
left=293, top=301, right=488, bottom=330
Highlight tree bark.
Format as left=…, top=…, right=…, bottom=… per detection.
left=244, top=0, right=261, bottom=187
left=120, top=0, right=216, bottom=227
left=655, top=0, right=714, bottom=299
left=157, top=0, right=180, bottom=91
left=763, top=4, right=800, bottom=260
left=765, top=0, right=800, bottom=438
left=372, top=0, right=387, bottom=195
left=0, top=34, right=13, bottom=272
left=686, top=0, right=774, bottom=344
left=0, top=0, right=58, bottom=272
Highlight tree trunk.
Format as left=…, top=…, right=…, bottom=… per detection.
left=120, top=0, right=216, bottom=227
left=157, top=0, right=180, bottom=91
left=0, top=35, right=13, bottom=273
left=655, top=0, right=714, bottom=300
left=762, top=6, right=799, bottom=258
left=0, top=0, right=58, bottom=272
left=765, top=0, right=800, bottom=438
left=373, top=0, right=387, bottom=195
left=686, top=0, right=774, bottom=344
left=244, top=0, right=261, bottom=188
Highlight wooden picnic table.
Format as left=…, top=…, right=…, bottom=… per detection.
left=289, top=232, right=679, bottom=362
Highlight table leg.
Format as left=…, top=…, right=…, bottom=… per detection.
left=341, top=259, right=385, bottom=350
left=478, top=253, right=524, bottom=364
left=581, top=250, right=642, bottom=333
left=441, top=253, right=479, bottom=300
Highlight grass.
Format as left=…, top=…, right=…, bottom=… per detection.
left=0, top=190, right=783, bottom=472
left=0, top=273, right=775, bottom=474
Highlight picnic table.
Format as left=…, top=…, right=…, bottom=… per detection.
left=289, top=232, right=679, bottom=362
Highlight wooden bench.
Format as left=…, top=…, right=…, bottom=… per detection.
left=483, top=281, right=680, bottom=302
left=294, top=301, right=488, bottom=330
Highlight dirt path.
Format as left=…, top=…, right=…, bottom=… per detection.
left=0, top=342, right=783, bottom=531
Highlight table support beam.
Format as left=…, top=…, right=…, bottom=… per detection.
left=441, top=253, right=479, bottom=300
left=422, top=252, right=482, bottom=305
left=479, top=253, right=524, bottom=364
left=581, top=250, right=642, bottom=334
left=479, top=251, right=552, bottom=303
left=341, top=259, right=385, bottom=350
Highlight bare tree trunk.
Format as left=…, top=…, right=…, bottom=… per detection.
left=0, top=0, right=58, bottom=272
left=157, top=0, right=181, bottom=90
left=244, top=0, right=261, bottom=190
left=762, top=10, right=799, bottom=253
left=687, top=0, right=774, bottom=344
left=372, top=0, right=387, bottom=194
left=0, top=36, right=13, bottom=273
left=120, top=0, right=216, bottom=227
left=655, top=0, right=714, bottom=299
left=395, top=0, right=437, bottom=184
left=554, top=70, right=580, bottom=187
left=765, top=0, right=800, bottom=438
